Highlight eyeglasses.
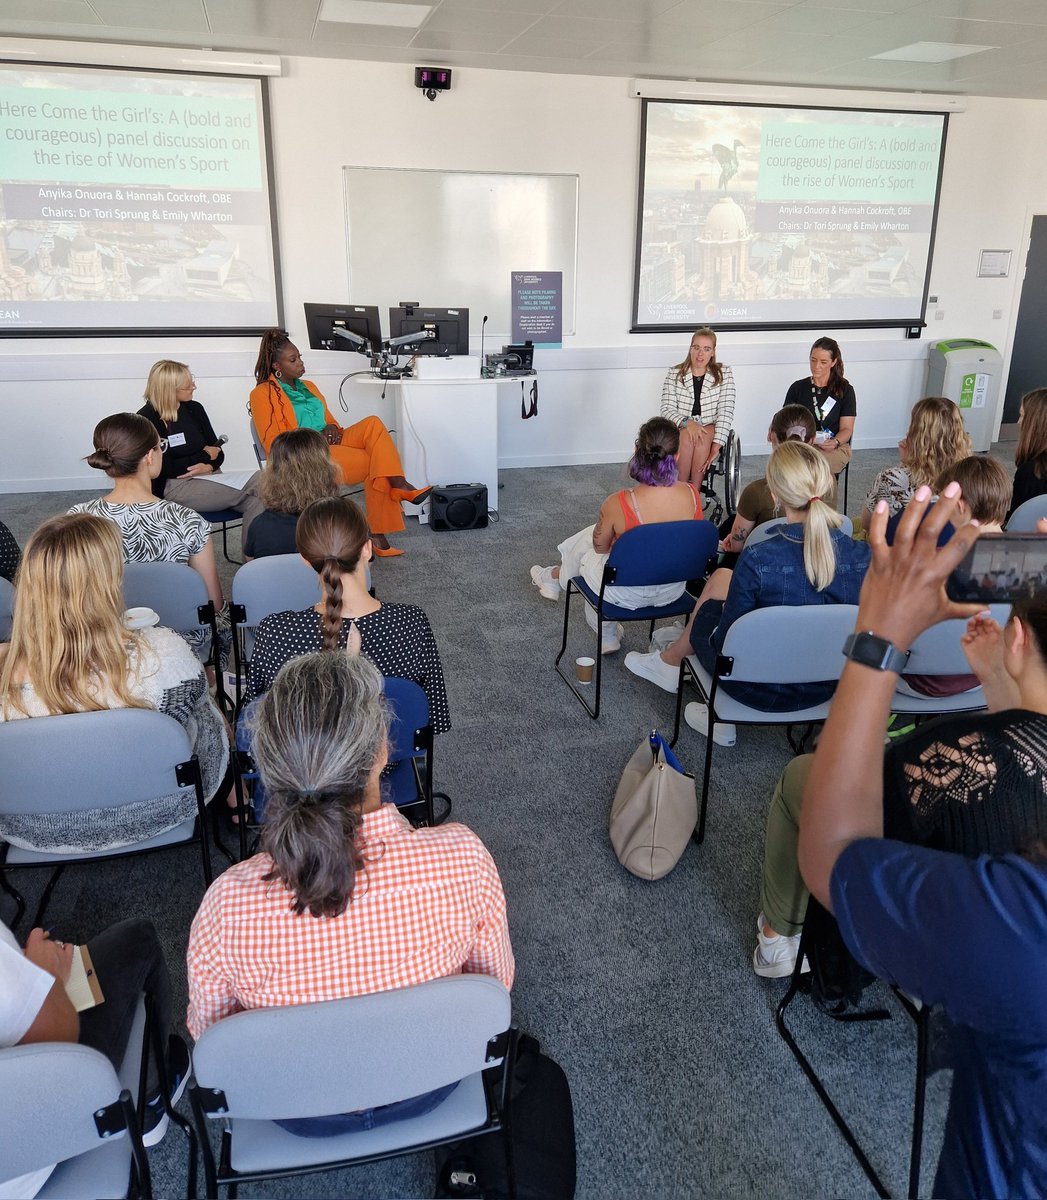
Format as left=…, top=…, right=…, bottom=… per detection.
left=158, top=438, right=168, bottom=453
left=178, top=376, right=196, bottom=388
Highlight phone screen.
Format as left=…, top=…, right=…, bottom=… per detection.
left=947, top=532, right=1047, bottom=602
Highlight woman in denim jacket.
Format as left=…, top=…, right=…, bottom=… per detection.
left=626, top=441, right=870, bottom=743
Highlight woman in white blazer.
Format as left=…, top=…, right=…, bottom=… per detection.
left=659, top=326, right=736, bottom=487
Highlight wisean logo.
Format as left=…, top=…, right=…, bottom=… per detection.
left=0, top=310, right=20, bottom=320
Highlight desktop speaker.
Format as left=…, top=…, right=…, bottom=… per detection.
left=430, top=484, right=488, bottom=531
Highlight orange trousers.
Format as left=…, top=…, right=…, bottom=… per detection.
left=330, top=415, right=408, bottom=535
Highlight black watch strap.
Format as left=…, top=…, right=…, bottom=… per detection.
left=842, top=631, right=911, bottom=673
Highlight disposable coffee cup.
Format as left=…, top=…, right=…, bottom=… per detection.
left=124, top=606, right=160, bottom=630
left=575, top=656, right=595, bottom=684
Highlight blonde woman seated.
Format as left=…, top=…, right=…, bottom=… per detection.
left=0, top=514, right=228, bottom=852
left=626, top=442, right=870, bottom=745
left=659, top=327, right=736, bottom=488
left=70, top=413, right=222, bottom=659
left=243, top=429, right=340, bottom=560
left=138, top=359, right=263, bottom=543
left=529, top=417, right=705, bottom=655
left=860, top=395, right=970, bottom=529
left=718, top=404, right=816, bottom=563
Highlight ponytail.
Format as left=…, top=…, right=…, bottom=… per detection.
left=295, top=497, right=370, bottom=648
left=318, top=558, right=344, bottom=651
left=764, top=441, right=842, bottom=591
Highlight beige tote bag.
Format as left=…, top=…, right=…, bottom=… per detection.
left=610, top=731, right=697, bottom=881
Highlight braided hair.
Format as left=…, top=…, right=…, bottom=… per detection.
left=294, top=496, right=370, bottom=650
left=254, top=328, right=293, bottom=385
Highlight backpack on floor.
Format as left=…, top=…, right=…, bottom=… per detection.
left=434, top=1034, right=576, bottom=1200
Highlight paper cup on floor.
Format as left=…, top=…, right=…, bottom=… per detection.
left=124, top=607, right=160, bottom=629
left=575, top=656, right=596, bottom=684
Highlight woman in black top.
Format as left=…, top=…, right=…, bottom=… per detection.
left=783, top=336, right=856, bottom=476
left=243, top=429, right=340, bottom=560
left=138, top=359, right=264, bottom=543
left=1009, top=387, right=1047, bottom=519
left=0, top=519, right=19, bottom=584
left=248, top=496, right=450, bottom=733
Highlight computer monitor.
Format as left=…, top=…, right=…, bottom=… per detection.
left=303, top=303, right=382, bottom=354
left=387, top=305, right=469, bottom=357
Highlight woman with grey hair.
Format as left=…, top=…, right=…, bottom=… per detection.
left=187, top=651, right=513, bottom=1133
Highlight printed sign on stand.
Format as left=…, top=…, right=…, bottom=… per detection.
left=511, top=271, right=562, bottom=348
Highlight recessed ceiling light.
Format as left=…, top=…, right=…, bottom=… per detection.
left=319, top=0, right=432, bottom=28
left=872, top=41, right=994, bottom=64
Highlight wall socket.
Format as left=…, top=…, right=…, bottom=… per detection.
left=935, top=310, right=945, bottom=320
left=993, top=308, right=1003, bottom=319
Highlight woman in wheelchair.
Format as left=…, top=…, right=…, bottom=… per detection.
left=529, top=417, right=706, bottom=655
left=625, top=441, right=870, bottom=745
left=188, top=651, right=513, bottom=1134
left=659, top=327, right=736, bottom=489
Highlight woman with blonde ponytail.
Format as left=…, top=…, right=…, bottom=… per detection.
left=247, top=496, right=449, bottom=733
left=626, top=441, right=870, bottom=744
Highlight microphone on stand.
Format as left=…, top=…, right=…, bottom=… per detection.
left=480, top=314, right=489, bottom=373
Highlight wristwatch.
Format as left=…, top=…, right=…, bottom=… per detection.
left=842, top=631, right=911, bottom=673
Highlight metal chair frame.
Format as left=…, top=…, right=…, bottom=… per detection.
left=554, top=520, right=719, bottom=719
left=200, top=508, right=244, bottom=566
left=699, top=429, right=741, bottom=527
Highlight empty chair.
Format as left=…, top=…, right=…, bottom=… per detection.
left=673, top=604, right=860, bottom=843
left=384, top=674, right=450, bottom=826
left=746, top=513, right=852, bottom=547
left=1006, top=493, right=1047, bottom=531
left=188, top=976, right=515, bottom=1198
left=199, top=507, right=243, bottom=565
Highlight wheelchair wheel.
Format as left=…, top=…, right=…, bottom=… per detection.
left=722, top=429, right=741, bottom=517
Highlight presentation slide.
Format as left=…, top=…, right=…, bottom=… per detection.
left=0, top=62, right=280, bottom=335
left=633, top=100, right=948, bottom=332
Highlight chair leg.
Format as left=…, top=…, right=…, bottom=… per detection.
left=908, top=1006, right=930, bottom=1199
left=0, top=867, right=26, bottom=931
left=553, top=584, right=600, bottom=719
left=30, top=864, right=66, bottom=929
left=694, top=710, right=715, bottom=844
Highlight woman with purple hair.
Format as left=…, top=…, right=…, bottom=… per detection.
left=529, top=417, right=704, bottom=654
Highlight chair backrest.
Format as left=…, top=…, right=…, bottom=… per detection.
left=191, top=974, right=511, bottom=1120
left=717, top=604, right=861, bottom=685
left=904, top=603, right=1011, bottom=676
left=123, top=560, right=211, bottom=631
left=249, top=414, right=267, bottom=468
left=0, top=1042, right=132, bottom=1183
left=746, top=514, right=853, bottom=548
left=0, top=708, right=195, bottom=820
left=0, top=575, right=13, bottom=642
left=230, top=554, right=320, bottom=631
left=605, top=520, right=718, bottom=589
left=383, top=676, right=431, bottom=766
left=1006, top=494, right=1047, bottom=532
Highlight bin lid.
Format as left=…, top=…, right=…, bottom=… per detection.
left=934, top=338, right=997, bottom=352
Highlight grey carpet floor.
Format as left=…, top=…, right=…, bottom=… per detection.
left=0, top=439, right=1016, bottom=1199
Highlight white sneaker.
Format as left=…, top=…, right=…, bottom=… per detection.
left=683, top=701, right=736, bottom=747
left=753, top=927, right=810, bottom=979
left=650, top=622, right=685, bottom=652
left=530, top=564, right=560, bottom=601
left=624, top=648, right=680, bottom=693
left=601, top=622, right=624, bottom=655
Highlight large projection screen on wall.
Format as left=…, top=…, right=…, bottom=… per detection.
left=0, top=61, right=281, bottom=336
left=632, top=99, right=948, bottom=332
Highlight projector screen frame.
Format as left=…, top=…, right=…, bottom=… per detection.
left=0, top=57, right=284, bottom=340
left=630, top=97, right=950, bottom=335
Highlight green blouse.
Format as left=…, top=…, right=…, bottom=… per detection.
left=276, top=378, right=327, bottom=432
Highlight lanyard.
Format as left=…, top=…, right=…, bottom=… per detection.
left=810, top=380, right=828, bottom=426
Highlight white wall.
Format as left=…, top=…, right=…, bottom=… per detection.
left=2, top=58, right=1046, bottom=491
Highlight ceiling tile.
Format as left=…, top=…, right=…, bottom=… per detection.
left=516, top=13, right=648, bottom=43
left=314, top=18, right=417, bottom=43
left=497, top=31, right=595, bottom=58
left=419, top=7, right=536, bottom=36
left=0, top=0, right=101, bottom=21
left=915, top=0, right=1047, bottom=23
left=410, top=27, right=517, bottom=49
left=648, top=0, right=791, bottom=31
left=796, top=0, right=924, bottom=10
left=555, top=0, right=683, bottom=19
left=432, top=0, right=558, bottom=13
left=89, top=0, right=210, bottom=33
left=205, top=0, right=321, bottom=37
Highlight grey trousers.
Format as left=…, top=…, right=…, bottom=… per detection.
left=759, top=753, right=814, bottom=937
left=163, top=472, right=265, bottom=544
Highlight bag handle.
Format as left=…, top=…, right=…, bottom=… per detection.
left=649, top=730, right=686, bottom=775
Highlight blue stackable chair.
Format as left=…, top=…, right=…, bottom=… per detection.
left=554, top=519, right=719, bottom=719
left=201, top=507, right=244, bottom=565
left=1006, top=494, right=1047, bottom=531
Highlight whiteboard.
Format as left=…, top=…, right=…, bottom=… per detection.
left=343, top=167, right=578, bottom=341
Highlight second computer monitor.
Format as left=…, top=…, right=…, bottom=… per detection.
left=303, top=303, right=382, bottom=354
left=387, top=305, right=469, bottom=357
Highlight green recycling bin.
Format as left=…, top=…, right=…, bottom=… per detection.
left=925, top=339, right=1002, bottom=452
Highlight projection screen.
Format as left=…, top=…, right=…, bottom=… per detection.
left=0, top=61, right=281, bottom=336
left=632, top=99, right=949, bottom=332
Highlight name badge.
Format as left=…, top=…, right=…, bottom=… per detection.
left=820, top=397, right=837, bottom=417
left=167, top=432, right=187, bottom=447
